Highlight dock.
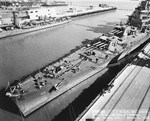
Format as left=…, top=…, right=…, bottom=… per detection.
left=0, top=6, right=116, bottom=39
left=0, top=19, right=71, bottom=39
left=59, top=6, right=117, bottom=18
left=76, top=42, right=150, bottom=121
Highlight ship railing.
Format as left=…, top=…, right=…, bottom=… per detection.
left=94, top=43, right=106, bottom=47
left=92, top=41, right=103, bottom=46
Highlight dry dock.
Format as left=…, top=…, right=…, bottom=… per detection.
left=76, top=42, right=150, bottom=121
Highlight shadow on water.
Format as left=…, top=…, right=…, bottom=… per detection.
left=75, top=21, right=117, bottom=34
left=52, top=65, right=124, bottom=121
left=0, top=88, right=20, bottom=115
left=133, top=54, right=150, bottom=69
left=86, top=24, right=115, bottom=34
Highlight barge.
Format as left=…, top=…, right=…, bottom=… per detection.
left=5, top=0, right=150, bottom=117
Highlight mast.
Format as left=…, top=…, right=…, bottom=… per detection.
left=146, top=0, right=150, bottom=10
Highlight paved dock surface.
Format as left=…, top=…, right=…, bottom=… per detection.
left=77, top=43, right=150, bottom=121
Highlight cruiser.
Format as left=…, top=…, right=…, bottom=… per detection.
left=5, top=0, right=150, bottom=117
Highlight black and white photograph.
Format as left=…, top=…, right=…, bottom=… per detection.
left=0, top=0, right=150, bottom=121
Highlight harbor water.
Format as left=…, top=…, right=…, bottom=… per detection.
left=0, top=1, right=138, bottom=88
left=0, top=1, right=139, bottom=121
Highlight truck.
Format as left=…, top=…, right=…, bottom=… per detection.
left=0, top=14, right=15, bottom=31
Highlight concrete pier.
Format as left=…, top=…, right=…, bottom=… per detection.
left=76, top=43, right=150, bottom=121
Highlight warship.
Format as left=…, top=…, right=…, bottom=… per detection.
left=5, top=0, right=150, bottom=117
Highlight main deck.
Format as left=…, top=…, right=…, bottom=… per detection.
left=12, top=37, right=112, bottom=116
